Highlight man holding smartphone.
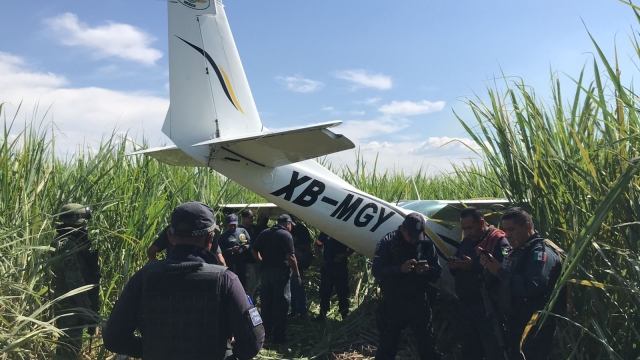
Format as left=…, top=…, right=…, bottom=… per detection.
left=372, top=212, right=442, bottom=360
left=449, top=207, right=511, bottom=360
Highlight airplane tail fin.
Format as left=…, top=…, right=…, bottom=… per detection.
left=165, top=0, right=262, bottom=149
left=156, top=0, right=354, bottom=167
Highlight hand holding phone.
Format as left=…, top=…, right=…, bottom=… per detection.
left=479, top=248, right=493, bottom=262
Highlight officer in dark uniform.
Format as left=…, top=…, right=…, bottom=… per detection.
left=219, top=214, right=252, bottom=288
left=289, top=215, right=313, bottom=318
left=449, top=207, right=510, bottom=360
left=147, top=224, right=225, bottom=265
left=251, top=214, right=301, bottom=344
left=240, top=210, right=260, bottom=300
left=103, top=202, right=264, bottom=360
left=50, top=203, right=101, bottom=360
left=480, top=207, right=565, bottom=360
left=372, top=212, right=442, bottom=360
left=313, top=232, right=353, bottom=321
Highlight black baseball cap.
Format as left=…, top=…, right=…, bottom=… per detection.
left=277, top=214, right=296, bottom=226
left=170, top=202, right=217, bottom=237
left=403, top=212, right=426, bottom=241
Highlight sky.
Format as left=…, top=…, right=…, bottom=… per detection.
left=0, top=0, right=636, bottom=175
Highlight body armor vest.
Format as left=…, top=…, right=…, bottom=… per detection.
left=141, top=261, right=226, bottom=360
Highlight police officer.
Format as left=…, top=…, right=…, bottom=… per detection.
left=251, top=214, right=301, bottom=344
left=372, top=212, right=442, bottom=360
left=50, top=203, right=100, bottom=359
left=219, top=214, right=252, bottom=288
left=147, top=224, right=226, bottom=265
left=239, top=210, right=260, bottom=299
left=313, top=232, right=353, bottom=321
left=449, top=207, right=510, bottom=360
left=289, top=215, right=313, bottom=318
left=103, top=202, right=264, bottom=359
left=479, top=207, right=565, bottom=360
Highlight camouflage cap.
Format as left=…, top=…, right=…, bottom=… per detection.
left=170, top=202, right=217, bottom=237
left=58, top=203, right=92, bottom=226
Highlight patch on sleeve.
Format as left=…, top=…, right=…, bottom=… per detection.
left=63, top=255, right=76, bottom=268
left=534, top=251, right=547, bottom=262
left=249, top=307, right=263, bottom=326
left=502, top=246, right=512, bottom=256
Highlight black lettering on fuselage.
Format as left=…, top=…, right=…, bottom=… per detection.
left=292, top=180, right=325, bottom=207
left=371, top=207, right=395, bottom=232
left=330, top=194, right=363, bottom=221
left=270, top=171, right=311, bottom=201
left=354, top=203, right=377, bottom=227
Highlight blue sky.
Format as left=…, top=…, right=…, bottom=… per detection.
left=0, top=0, right=636, bottom=174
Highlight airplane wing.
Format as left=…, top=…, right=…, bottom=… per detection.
left=192, top=121, right=354, bottom=167
left=129, top=145, right=205, bottom=167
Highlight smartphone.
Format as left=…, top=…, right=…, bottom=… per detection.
left=480, top=248, right=493, bottom=262
left=417, top=260, right=429, bottom=264
left=448, top=256, right=461, bottom=262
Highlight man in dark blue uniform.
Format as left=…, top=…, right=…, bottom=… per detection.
left=251, top=214, right=301, bottom=344
left=219, top=214, right=252, bottom=288
left=103, top=202, right=264, bottom=359
left=372, top=212, right=442, bottom=360
left=313, top=232, right=353, bottom=321
left=449, top=207, right=511, bottom=360
left=240, top=210, right=260, bottom=300
left=146, top=224, right=225, bottom=265
left=289, top=216, right=313, bottom=318
left=480, top=207, right=565, bottom=360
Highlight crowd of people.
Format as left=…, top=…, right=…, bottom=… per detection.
left=49, top=201, right=566, bottom=360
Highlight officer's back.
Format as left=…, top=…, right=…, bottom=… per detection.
left=103, top=202, right=265, bottom=360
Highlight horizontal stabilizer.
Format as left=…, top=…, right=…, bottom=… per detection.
left=129, top=145, right=205, bottom=167
left=192, top=121, right=354, bottom=167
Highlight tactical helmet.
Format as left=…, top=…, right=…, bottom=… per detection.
left=58, top=203, right=92, bottom=226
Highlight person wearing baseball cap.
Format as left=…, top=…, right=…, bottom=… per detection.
left=250, top=213, right=301, bottom=344
left=218, top=213, right=252, bottom=288
left=104, top=202, right=265, bottom=359
left=371, top=212, right=443, bottom=360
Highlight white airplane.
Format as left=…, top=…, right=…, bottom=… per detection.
left=134, top=0, right=508, bottom=289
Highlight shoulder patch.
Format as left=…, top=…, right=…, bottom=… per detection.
left=249, top=307, right=263, bottom=326
left=534, top=251, right=547, bottom=262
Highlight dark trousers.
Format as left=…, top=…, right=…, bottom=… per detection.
left=375, top=292, right=440, bottom=360
left=456, top=301, right=504, bottom=360
left=54, top=310, right=84, bottom=360
left=319, top=263, right=349, bottom=317
left=290, top=269, right=307, bottom=315
left=229, top=259, right=247, bottom=289
left=507, top=316, right=556, bottom=360
left=260, top=268, right=291, bottom=341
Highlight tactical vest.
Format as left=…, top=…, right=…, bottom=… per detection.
left=499, top=237, right=565, bottom=318
left=385, top=235, right=436, bottom=301
left=141, top=261, right=226, bottom=360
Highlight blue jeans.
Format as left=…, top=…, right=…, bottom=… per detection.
left=290, top=269, right=307, bottom=315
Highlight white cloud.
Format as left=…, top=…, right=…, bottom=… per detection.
left=321, top=106, right=334, bottom=111
left=355, top=97, right=382, bottom=105
left=44, top=13, right=162, bottom=66
left=410, top=136, right=482, bottom=156
left=277, top=75, right=324, bottom=93
left=349, top=110, right=365, bottom=116
left=378, top=100, right=445, bottom=116
left=360, top=141, right=392, bottom=151
left=336, top=117, right=410, bottom=142
left=0, top=52, right=169, bottom=152
left=334, top=70, right=393, bottom=90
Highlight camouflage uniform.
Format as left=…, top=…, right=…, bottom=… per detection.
left=50, top=203, right=99, bottom=359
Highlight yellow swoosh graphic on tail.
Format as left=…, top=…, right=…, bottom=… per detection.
left=220, top=67, right=246, bottom=116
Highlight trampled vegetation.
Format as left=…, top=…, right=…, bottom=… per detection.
left=2, top=2, right=640, bottom=359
